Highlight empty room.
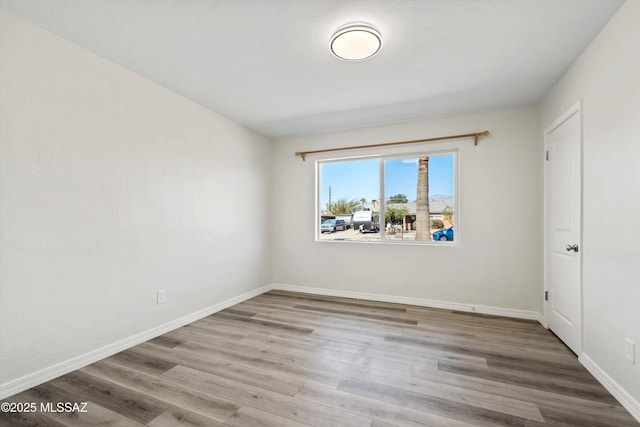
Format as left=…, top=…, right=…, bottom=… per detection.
left=1, top=0, right=639, bottom=426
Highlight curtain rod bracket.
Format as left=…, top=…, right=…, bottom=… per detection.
left=475, top=130, right=489, bottom=146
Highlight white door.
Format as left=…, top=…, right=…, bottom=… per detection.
left=546, top=104, right=582, bottom=355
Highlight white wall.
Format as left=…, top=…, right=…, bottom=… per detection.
left=540, top=0, right=640, bottom=413
left=0, top=10, right=272, bottom=393
left=273, top=106, right=542, bottom=314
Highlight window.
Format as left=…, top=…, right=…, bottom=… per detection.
left=318, top=151, right=456, bottom=243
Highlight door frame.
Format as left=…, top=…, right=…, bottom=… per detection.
left=543, top=100, right=583, bottom=355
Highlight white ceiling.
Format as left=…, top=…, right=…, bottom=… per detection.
left=0, top=0, right=624, bottom=138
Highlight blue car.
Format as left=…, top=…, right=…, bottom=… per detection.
left=432, top=226, right=454, bottom=241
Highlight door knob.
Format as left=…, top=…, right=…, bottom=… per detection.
left=565, top=244, right=579, bottom=252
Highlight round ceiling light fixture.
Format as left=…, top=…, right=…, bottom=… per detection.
left=330, top=22, right=382, bottom=61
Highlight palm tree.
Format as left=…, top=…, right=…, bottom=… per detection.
left=415, top=157, right=430, bottom=240
left=371, top=199, right=377, bottom=209
left=360, top=197, right=367, bottom=209
left=442, top=205, right=454, bottom=226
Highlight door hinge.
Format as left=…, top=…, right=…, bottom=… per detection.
left=545, top=291, right=549, bottom=301
left=545, top=150, right=549, bottom=161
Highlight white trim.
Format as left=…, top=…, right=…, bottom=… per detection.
left=271, top=283, right=540, bottom=321
left=316, top=149, right=459, bottom=246
left=536, top=311, right=547, bottom=328
left=544, top=101, right=582, bottom=135
left=580, top=353, right=640, bottom=423
left=0, top=284, right=274, bottom=400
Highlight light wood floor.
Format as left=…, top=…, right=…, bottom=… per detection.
left=1, top=290, right=637, bottom=426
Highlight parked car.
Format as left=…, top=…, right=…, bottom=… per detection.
left=335, top=214, right=353, bottom=229
left=321, top=219, right=347, bottom=233
left=432, top=226, right=454, bottom=241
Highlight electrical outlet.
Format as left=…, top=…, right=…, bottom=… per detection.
left=625, top=338, right=635, bottom=364
left=157, top=290, right=166, bottom=305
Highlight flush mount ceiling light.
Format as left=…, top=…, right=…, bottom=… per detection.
left=330, top=22, right=382, bottom=61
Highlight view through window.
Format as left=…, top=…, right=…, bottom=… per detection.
left=318, top=152, right=456, bottom=243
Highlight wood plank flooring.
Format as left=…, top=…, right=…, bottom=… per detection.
left=1, top=290, right=637, bottom=426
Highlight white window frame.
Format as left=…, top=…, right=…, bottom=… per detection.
left=316, top=149, right=459, bottom=245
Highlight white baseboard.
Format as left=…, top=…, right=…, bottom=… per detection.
left=270, top=283, right=541, bottom=321
left=579, top=353, right=640, bottom=423
left=537, top=311, right=547, bottom=328
left=0, top=284, right=273, bottom=400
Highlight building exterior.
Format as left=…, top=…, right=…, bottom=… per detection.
left=387, top=199, right=454, bottom=231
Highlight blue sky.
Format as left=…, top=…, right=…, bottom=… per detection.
left=320, top=154, right=454, bottom=208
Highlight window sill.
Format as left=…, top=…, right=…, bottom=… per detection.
left=315, top=237, right=458, bottom=247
